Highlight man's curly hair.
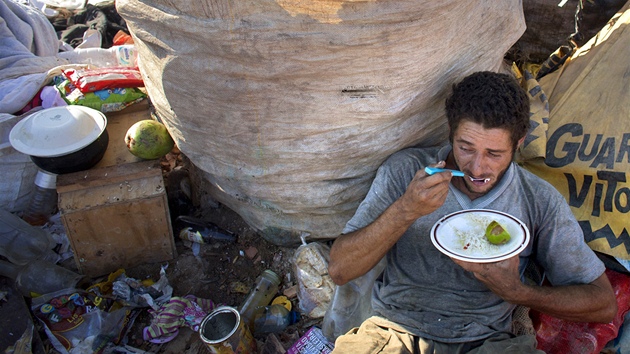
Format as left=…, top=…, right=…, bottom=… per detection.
left=445, top=71, right=530, bottom=150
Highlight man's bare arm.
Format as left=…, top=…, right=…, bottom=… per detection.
left=511, top=272, right=616, bottom=323
left=329, top=163, right=452, bottom=285
left=453, top=257, right=617, bottom=323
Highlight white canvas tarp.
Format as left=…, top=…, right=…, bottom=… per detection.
left=117, top=0, right=526, bottom=245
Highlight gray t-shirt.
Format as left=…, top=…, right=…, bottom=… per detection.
left=343, top=146, right=605, bottom=343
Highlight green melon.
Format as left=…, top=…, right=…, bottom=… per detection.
left=485, top=220, right=511, bottom=245
left=125, top=120, right=175, bottom=160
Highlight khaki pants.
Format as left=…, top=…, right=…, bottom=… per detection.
left=332, top=316, right=545, bottom=354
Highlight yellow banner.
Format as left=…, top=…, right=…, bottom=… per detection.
left=516, top=4, right=630, bottom=259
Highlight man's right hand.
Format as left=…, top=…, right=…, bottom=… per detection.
left=397, top=161, right=453, bottom=223
left=329, top=161, right=453, bottom=285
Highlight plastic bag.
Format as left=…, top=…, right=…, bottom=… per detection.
left=88, top=266, right=173, bottom=311
left=294, top=235, right=335, bottom=318
left=532, top=269, right=630, bottom=354
left=321, top=258, right=386, bottom=341
left=62, top=67, right=144, bottom=93
left=56, top=79, right=146, bottom=113
left=31, top=288, right=138, bottom=354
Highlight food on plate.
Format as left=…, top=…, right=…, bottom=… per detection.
left=485, top=220, right=511, bottom=245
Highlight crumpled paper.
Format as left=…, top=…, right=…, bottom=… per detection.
left=112, top=265, right=173, bottom=310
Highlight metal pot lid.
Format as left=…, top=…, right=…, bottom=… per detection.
left=9, top=106, right=107, bottom=157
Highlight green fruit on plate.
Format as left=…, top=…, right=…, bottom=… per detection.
left=125, top=119, right=174, bottom=160
left=485, top=220, right=511, bottom=245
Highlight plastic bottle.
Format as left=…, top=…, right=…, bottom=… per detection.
left=22, top=169, right=58, bottom=226
left=253, top=304, right=300, bottom=334
left=0, top=259, right=84, bottom=297
left=238, top=269, right=281, bottom=330
left=57, top=45, right=139, bottom=68
left=175, top=215, right=236, bottom=244
left=0, top=208, right=58, bottom=265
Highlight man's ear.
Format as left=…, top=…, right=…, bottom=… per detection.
left=516, top=135, right=526, bottom=148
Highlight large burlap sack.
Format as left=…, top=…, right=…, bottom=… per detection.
left=518, top=2, right=630, bottom=259
left=117, top=0, right=525, bottom=245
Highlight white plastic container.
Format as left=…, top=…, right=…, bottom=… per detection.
left=58, top=45, right=139, bottom=68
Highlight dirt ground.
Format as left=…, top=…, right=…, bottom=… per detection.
left=120, top=203, right=316, bottom=354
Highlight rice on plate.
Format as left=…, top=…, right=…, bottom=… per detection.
left=430, top=209, right=529, bottom=263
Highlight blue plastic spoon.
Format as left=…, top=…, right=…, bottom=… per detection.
left=424, top=166, right=465, bottom=177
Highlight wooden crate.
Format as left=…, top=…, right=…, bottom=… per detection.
left=57, top=102, right=176, bottom=277
left=57, top=161, right=175, bottom=276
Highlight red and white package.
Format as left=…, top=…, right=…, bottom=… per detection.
left=63, top=67, right=144, bottom=93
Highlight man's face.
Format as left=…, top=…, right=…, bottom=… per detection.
left=450, top=120, right=521, bottom=199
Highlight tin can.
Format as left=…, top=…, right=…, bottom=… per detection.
left=199, top=306, right=256, bottom=354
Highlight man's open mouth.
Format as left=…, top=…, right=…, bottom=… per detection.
left=468, top=176, right=490, bottom=184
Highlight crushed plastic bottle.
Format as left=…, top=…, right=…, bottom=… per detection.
left=238, top=269, right=281, bottom=330
left=0, top=259, right=84, bottom=297
left=175, top=215, right=236, bottom=244
left=0, top=208, right=58, bottom=265
left=253, top=304, right=300, bottom=334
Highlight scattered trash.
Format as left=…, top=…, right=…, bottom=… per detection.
left=253, top=303, right=300, bottom=335
left=3, top=323, right=35, bottom=354
left=21, top=169, right=58, bottom=226
left=191, top=241, right=201, bottom=256
left=229, top=281, right=250, bottom=294
left=0, top=259, right=84, bottom=297
left=175, top=215, right=237, bottom=244
left=0, top=208, right=58, bottom=265
left=41, top=213, right=73, bottom=262
left=143, top=295, right=216, bottom=344
left=110, top=265, right=172, bottom=310
left=283, top=285, right=299, bottom=299
left=532, top=269, right=630, bottom=354
left=199, top=306, right=257, bottom=353
left=31, top=288, right=139, bottom=354
left=287, top=327, right=334, bottom=354
left=239, top=269, right=281, bottom=330
left=272, top=295, right=293, bottom=311
left=102, top=344, right=150, bottom=354
left=245, top=246, right=258, bottom=259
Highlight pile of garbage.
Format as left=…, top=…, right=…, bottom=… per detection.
left=0, top=1, right=341, bottom=352
left=1, top=201, right=342, bottom=353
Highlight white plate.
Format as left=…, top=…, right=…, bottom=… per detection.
left=430, top=209, right=530, bottom=263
